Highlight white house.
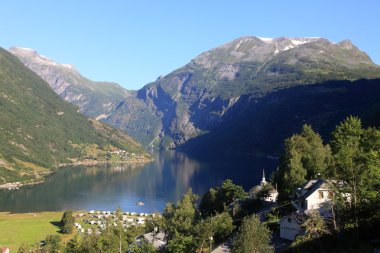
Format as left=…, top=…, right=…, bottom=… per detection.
left=293, top=179, right=334, bottom=217
left=280, top=179, right=334, bottom=241
left=249, top=169, right=278, bottom=202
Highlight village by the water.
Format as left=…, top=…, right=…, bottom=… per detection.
left=61, top=169, right=339, bottom=252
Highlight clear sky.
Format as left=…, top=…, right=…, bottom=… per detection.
left=1, top=0, right=379, bottom=90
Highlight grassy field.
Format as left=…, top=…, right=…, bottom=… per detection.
left=0, top=211, right=73, bottom=252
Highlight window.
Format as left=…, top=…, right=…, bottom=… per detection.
left=328, top=191, right=334, bottom=199
left=288, top=217, right=291, bottom=223
left=319, top=191, right=324, bottom=199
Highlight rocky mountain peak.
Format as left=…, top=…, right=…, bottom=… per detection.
left=9, top=47, right=77, bottom=71
left=189, top=35, right=378, bottom=75
left=191, top=36, right=338, bottom=69
left=337, top=39, right=355, bottom=49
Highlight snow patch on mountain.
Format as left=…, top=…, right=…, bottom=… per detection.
left=290, top=39, right=310, bottom=46
left=62, top=64, right=75, bottom=69
left=95, top=114, right=109, bottom=120
left=258, top=37, right=274, bottom=43
left=235, top=39, right=243, bottom=50
left=283, top=45, right=294, bottom=51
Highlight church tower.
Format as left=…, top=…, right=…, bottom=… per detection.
left=261, top=169, right=267, bottom=185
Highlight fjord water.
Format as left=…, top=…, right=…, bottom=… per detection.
left=0, top=151, right=277, bottom=213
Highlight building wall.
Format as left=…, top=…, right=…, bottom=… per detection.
left=280, top=216, right=300, bottom=241
left=306, top=188, right=332, bottom=211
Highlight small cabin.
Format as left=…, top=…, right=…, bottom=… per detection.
left=279, top=215, right=301, bottom=241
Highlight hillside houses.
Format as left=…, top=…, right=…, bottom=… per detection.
left=279, top=179, right=336, bottom=241
left=110, top=150, right=143, bottom=161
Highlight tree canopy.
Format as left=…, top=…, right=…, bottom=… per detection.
left=162, top=187, right=236, bottom=252
left=61, top=210, right=75, bottom=234
left=199, top=179, right=247, bottom=217
left=273, top=124, right=331, bottom=201
left=232, top=214, right=273, bottom=253
left=330, top=116, right=380, bottom=228
left=275, top=116, right=380, bottom=251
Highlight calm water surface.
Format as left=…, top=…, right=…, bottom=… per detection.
left=0, top=151, right=277, bottom=213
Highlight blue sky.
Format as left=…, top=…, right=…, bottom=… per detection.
left=1, top=0, right=379, bottom=90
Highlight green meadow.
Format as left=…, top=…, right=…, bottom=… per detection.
left=0, top=211, right=74, bottom=252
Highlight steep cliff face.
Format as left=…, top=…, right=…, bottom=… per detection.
left=105, top=36, right=380, bottom=148
left=180, top=78, right=380, bottom=156
left=9, top=47, right=130, bottom=120
left=10, top=36, right=380, bottom=153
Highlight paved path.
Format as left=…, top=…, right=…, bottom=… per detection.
left=211, top=242, right=231, bottom=253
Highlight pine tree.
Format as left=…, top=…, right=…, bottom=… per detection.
left=61, top=210, right=75, bottom=234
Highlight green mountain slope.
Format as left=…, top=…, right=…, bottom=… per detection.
left=0, top=48, right=148, bottom=185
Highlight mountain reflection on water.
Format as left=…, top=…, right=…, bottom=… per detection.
left=0, top=150, right=277, bottom=213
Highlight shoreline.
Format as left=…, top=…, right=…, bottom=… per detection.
left=0, top=158, right=153, bottom=190
left=58, top=157, right=154, bottom=168
left=0, top=179, right=46, bottom=190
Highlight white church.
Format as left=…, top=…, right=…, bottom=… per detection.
left=249, top=169, right=278, bottom=203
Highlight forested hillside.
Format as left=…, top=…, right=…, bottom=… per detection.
left=0, top=48, right=148, bottom=185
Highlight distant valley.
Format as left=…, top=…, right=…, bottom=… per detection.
left=10, top=36, right=380, bottom=156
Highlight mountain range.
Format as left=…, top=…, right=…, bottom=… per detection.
left=9, top=36, right=380, bottom=156
left=0, top=47, right=148, bottom=185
